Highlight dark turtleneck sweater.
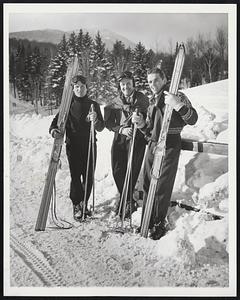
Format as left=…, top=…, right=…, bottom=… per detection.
left=49, top=94, right=104, bottom=143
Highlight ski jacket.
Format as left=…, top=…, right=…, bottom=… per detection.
left=49, top=94, right=104, bottom=144
left=140, top=84, right=198, bottom=144
left=104, top=90, right=149, bottom=142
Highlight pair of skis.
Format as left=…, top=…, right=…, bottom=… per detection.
left=35, top=56, right=79, bottom=231
left=140, top=43, right=186, bottom=238
left=35, top=56, right=96, bottom=231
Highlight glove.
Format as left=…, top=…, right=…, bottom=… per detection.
left=51, top=128, right=63, bottom=139
left=164, top=91, right=184, bottom=111
left=132, top=112, right=145, bottom=128
left=122, top=104, right=131, bottom=112
left=120, top=127, right=133, bottom=138
left=87, top=111, right=97, bottom=123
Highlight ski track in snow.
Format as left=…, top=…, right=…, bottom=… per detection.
left=9, top=80, right=230, bottom=290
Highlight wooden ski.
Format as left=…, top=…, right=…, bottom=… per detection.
left=35, top=56, right=79, bottom=231
left=140, top=43, right=185, bottom=238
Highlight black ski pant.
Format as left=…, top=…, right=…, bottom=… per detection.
left=142, top=136, right=181, bottom=229
left=111, top=134, right=146, bottom=210
left=66, top=138, right=96, bottom=207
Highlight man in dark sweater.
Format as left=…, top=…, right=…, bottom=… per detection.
left=49, top=75, right=104, bottom=221
left=104, top=71, right=149, bottom=218
left=132, top=67, right=198, bottom=240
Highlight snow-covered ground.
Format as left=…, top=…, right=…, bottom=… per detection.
left=5, top=80, right=235, bottom=296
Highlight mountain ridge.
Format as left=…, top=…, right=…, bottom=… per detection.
left=9, top=28, right=136, bottom=50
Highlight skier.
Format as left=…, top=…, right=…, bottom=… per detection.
left=104, top=71, right=149, bottom=218
left=132, top=67, right=198, bottom=240
left=49, top=75, right=104, bottom=221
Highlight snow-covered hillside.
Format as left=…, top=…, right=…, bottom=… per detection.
left=6, top=80, right=234, bottom=296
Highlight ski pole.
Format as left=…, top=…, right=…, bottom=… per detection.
left=82, top=104, right=94, bottom=220
left=91, top=105, right=96, bottom=213
left=129, top=159, right=133, bottom=228
left=120, top=124, right=137, bottom=226
left=50, top=180, right=73, bottom=229
left=170, top=200, right=223, bottom=220
left=117, top=108, right=138, bottom=228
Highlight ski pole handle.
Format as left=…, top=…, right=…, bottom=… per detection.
left=133, top=107, right=139, bottom=116
left=87, top=104, right=97, bottom=123
left=132, top=107, right=145, bottom=129
left=131, top=108, right=139, bottom=125
left=132, top=108, right=138, bottom=131
left=90, top=104, right=94, bottom=113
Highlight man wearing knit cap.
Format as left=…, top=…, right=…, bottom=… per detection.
left=49, top=75, right=104, bottom=221
left=132, top=67, right=198, bottom=240
left=104, top=71, right=149, bottom=218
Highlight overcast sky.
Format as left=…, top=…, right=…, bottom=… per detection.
left=9, top=12, right=228, bottom=50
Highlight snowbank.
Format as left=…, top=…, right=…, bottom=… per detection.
left=181, top=79, right=228, bottom=142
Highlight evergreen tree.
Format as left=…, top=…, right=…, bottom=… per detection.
left=22, top=43, right=33, bottom=102
left=15, top=40, right=25, bottom=75
left=31, top=46, right=44, bottom=109
left=76, top=29, right=84, bottom=58
left=161, top=52, right=175, bottom=82
left=123, top=47, right=133, bottom=71
left=104, top=49, right=118, bottom=101
left=68, top=31, right=77, bottom=57
left=146, top=49, right=157, bottom=70
left=92, top=32, right=118, bottom=103
left=111, top=40, right=126, bottom=74
left=92, top=31, right=105, bottom=63
left=15, top=41, right=26, bottom=100
left=110, top=42, right=134, bottom=77
left=59, top=34, right=69, bottom=58
left=90, top=31, right=106, bottom=100
left=14, top=41, right=42, bottom=103
left=132, top=42, right=148, bottom=91
left=48, top=34, right=69, bottom=106
left=9, top=52, right=17, bottom=97
left=81, top=31, right=93, bottom=78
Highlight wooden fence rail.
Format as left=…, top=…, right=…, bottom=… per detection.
left=181, top=139, right=228, bottom=156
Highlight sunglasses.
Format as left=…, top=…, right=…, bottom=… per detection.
left=117, top=71, right=134, bottom=82
left=72, top=75, right=87, bottom=85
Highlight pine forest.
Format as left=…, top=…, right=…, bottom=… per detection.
left=9, top=27, right=228, bottom=113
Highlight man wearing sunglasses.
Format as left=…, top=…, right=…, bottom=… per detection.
left=104, top=71, right=149, bottom=218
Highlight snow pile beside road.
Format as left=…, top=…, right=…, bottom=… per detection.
left=10, top=113, right=53, bottom=139
left=181, top=79, right=228, bottom=143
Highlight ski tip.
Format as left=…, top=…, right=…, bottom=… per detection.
left=178, top=42, right=185, bottom=52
